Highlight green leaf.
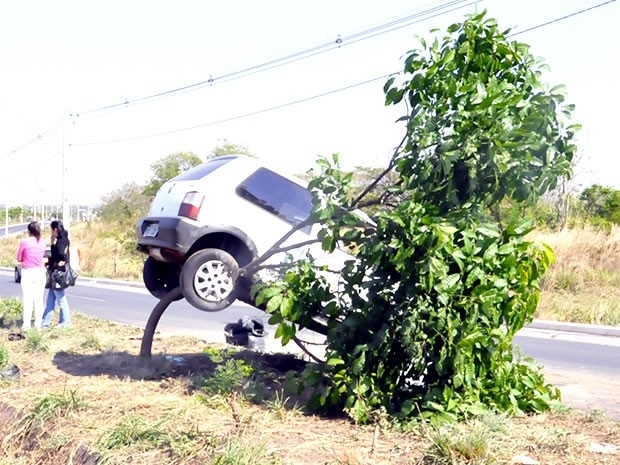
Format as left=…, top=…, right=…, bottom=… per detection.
left=266, top=294, right=284, bottom=313
left=326, top=357, right=345, bottom=367
left=279, top=296, right=293, bottom=318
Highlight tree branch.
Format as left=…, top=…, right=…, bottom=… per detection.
left=240, top=238, right=321, bottom=276
left=241, top=137, right=411, bottom=277
left=293, top=336, right=325, bottom=364
left=350, top=134, right=407, bottom=207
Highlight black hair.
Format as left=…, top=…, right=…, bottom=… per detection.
left=50, top=220, right=68, bottom=239
left=27, top=221, right=41, bottom=241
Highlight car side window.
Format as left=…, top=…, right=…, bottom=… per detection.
left=236, top=168, right=313, bottom=233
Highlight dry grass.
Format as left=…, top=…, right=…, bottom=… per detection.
left=531, top=227, right=620, bottom=326
left=0, top=303, right=619, bottom=464
left=2, top=222, right=620, bottom=325
left=0, top=222, right=143, bottom=281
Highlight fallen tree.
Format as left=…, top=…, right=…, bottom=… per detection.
left=240, top=11, right=580, bottom=424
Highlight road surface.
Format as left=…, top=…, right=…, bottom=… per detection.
left=1, top=271, right=618, bottom=416
left=0, top=223, right=29, bottom=238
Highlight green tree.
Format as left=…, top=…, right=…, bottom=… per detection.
left=97, top=182, right=151, bottom=255
left=143, top=152, right=203, bottom=197
left=245, top=11, right=578, bottom=423
left=580, top=184, right=620, bottom=224
left=208, top=139, right=256, bottom=159
left=8, top=207, right=23, bottom=222
left=98, top=182, right=150, bottom=227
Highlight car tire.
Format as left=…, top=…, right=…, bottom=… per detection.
left=14, top=267, right=21, bottom=283
left=143, top=257, right=182, bottom=301
left=180, top=248, right=239, bottom=312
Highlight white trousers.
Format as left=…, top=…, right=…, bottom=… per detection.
left=20, top=267, right=47, bottom=330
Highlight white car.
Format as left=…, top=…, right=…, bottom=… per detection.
left=136, top=155, right=365, bottom=312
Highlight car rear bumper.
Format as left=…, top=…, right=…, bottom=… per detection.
left=136, top=216, right=201, bottom=259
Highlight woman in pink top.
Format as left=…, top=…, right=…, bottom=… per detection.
left=16, top=221, right=47, bottom=330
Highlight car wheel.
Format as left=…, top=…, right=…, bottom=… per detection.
left=143, top=257, right=182, bottom=301
left=180, top=248, right=239, bottom=312
left=14, top=267, right=21, bottom=283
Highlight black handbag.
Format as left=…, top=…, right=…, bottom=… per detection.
left=51, top=266, right=78, bottom=290
left=49, top=243, right=79, bottom=290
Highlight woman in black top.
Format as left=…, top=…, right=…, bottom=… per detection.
left=42, top=220, right=72, bottom=328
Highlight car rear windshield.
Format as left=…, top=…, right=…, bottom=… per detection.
left=236, top=168, right=313, bottom=230
left=171, top=156, right=236, bottom=182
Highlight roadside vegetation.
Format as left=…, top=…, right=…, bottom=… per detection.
left=0, top=298, right=618, bottom=464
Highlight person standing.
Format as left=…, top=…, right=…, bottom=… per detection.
left=16, top=221, right=48, bottom=330
left=42, top=220, right=72, bottom=328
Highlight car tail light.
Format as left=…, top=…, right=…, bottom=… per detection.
left=178, top=191, right=204, bottom=220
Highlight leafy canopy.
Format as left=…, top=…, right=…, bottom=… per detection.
left=247, top=11, right=579, bottom=424
left=208, top=139, right=256, bottom=159
left=143, top=151, right=203, bottom=197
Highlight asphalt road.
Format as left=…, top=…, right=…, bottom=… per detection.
left=1, top=271, right=619, bottom=376
left=2, top=271, right=620, bottom=414
left=0, top=223, right=29, bottom=237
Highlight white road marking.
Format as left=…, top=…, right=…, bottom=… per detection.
left=72, top=295, right=106, bottom=302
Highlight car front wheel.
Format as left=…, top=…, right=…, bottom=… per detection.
left=180, top=248, right=239, bottom=312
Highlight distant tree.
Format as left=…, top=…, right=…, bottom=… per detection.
left=98, top=182, right=150, bottom=227
left=8, top=207, right=23, bottom=222
left=208, top=139, right=256, bottom=159
left=143, top=152, right=203, bottom=197
left=580, top=184, right=620, bottom=224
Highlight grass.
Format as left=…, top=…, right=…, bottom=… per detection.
left=2, top=221, right=620, bottom=326
left=0, top=301, right=618, bottom=464
left=531, top=227, right=620, bottom=326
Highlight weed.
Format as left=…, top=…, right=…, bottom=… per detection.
left=264, top=390, right=301, bottom=420
left=0, top=298, right=22, bottom=326
left=10, top=389, right=86, bottom=442
left=212, top=436, right=276, bottom=465
left=0, top=344, right=9, bottom=370
left=80, top=333, right=104, bottom=351
left=200, top=358, right=254, bottom=396
left=98, top=415, right=170, bottom=450
left=24, top=329, right=49, bottom=353
left=536, top=426, right=572, bottom=453
left=204, top=345, right=234, bottom=363
left=425, top=421, right=496, bottom=465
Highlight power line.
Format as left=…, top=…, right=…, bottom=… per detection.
left=73, top=74, right=393, bottom=146
left=75, top=0, right=473, bottom=116
left=0, top=120, right=63, bottom=161
left=509, top=0, right=615, bottom=36
left=1, top=0, right=472, bottom=159
left=73, top=0, right=614, bottom=148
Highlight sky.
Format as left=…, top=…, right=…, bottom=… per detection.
left=0, top=0, right=618, bottom=207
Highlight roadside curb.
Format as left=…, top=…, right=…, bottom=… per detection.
left=526, top=319, right=620, bottom=338
left=0, top=267, right=144, bottom=289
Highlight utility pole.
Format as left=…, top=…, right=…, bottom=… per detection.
left=61, top=111, right=71, bottom=232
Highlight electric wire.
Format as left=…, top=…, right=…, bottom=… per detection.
left=0, top=0, right=472, bottom=160
left=73, top=0, right=615, bottom=148
left=75, top=0, right=472, bottom=116
left=509, top=0, right=615, bottom=36
left=0, top=120, right=64, bottom=161
left=74, top=73, right=393, bottom=146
